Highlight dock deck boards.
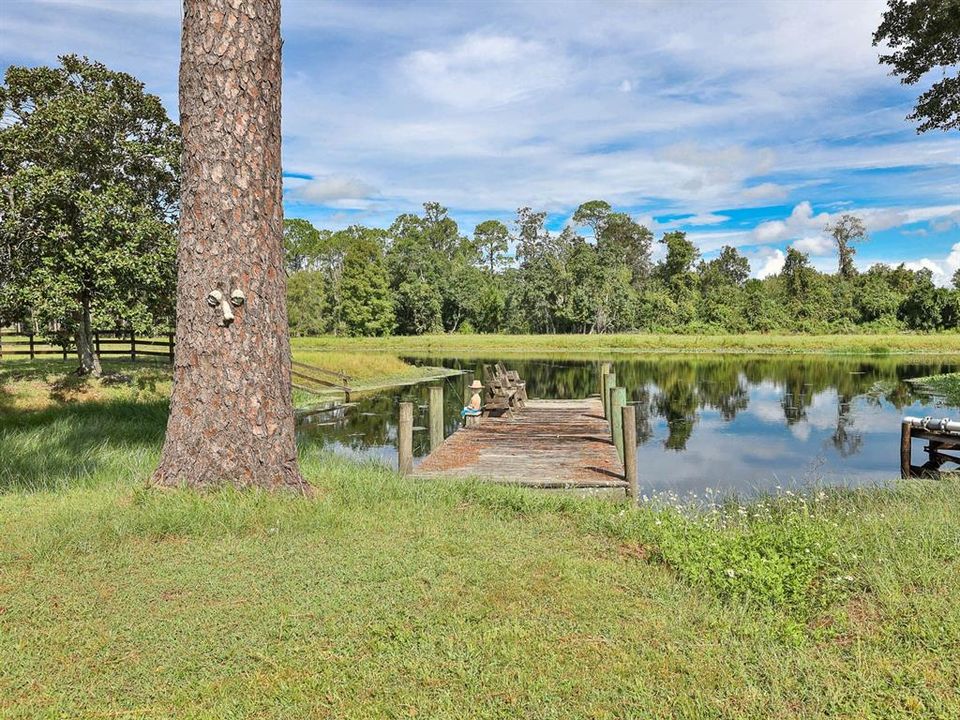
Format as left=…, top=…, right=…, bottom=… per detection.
left=415, top=397, right=626, bottom=488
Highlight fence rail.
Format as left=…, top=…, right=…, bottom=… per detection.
left=0, top=330, right=175, bottom=362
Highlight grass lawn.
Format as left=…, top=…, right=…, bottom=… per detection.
left=0, top=349, right=456, bottom=410
left=290, top=332, right=960, bottom=357
left=2, top=364, right=959, bottom=718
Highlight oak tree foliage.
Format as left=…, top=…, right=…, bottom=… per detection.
left=0, top=55, right=180, bottom=375
left=874, top=0, right=960, bottom=132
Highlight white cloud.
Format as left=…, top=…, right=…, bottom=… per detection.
left=741, top=182, right=790, bottom=202
left=754, top=201, right=830, bottom=244
left=618, top=79, right=632, bottom=93
left=945, top=242, right=960, bottom=275
left=291, top=176, right=377, bottom=207
left=684, top=213, right=731, bottom=226
left=400, top=34, right=570, bottom=110
left=752, top=248, right=786, bottom=278
left=904, top=258, right=945, bottom=277
left=932, top=210, right=960, bottom=234
left=792, top=235, right=835, bottom=256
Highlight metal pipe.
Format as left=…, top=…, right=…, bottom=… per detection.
left=902, top=416, right=960, bottom=434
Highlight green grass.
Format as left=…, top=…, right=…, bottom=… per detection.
left=2, top=368, right=959, bottom=717
left=291, top=350, right=459, bottom=403
left=908, top=372, right=960, bottom=406
left=0, top=351, right=456, bottom=412
left=291, top=332, right=960, bottom=357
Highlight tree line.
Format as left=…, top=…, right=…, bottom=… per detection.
left=283, top=201, right=960, bottom=337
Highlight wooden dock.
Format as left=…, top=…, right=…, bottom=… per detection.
left=415, top=397, right=627, bottom=489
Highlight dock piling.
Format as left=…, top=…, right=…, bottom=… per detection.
left=622, top=404, right=638, bottom=500
left=603, top=371, right=617, bottom=420
left=429, top=385, right=444, bottom=451
left=599, top=362, right=611, bottom=415
left=900, top=419, right=912, bottom=478
left=610, top=387, right=626, bottom=462
left=399, top=401, right=414, bottom=475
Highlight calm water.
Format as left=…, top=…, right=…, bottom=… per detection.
left=297, top=354, right=960, bottom=496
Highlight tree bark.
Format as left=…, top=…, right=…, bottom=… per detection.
left=154, top=0, right=307, bottom=492
left=75, top=298, right=102, bottom=377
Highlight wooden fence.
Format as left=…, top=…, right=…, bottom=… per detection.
left=0, top=330, right=175, bottom=362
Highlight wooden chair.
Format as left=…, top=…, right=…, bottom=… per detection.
left=495, top=362, right=527, bottom=407
left=482, top=364, right=518, bottom=416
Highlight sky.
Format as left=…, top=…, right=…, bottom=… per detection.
left=2, top=0, right=959, bottom=281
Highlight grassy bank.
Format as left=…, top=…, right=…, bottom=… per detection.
left=2, top=371, right=959, bottom=717
left=291, top=332, right=960, bottom=357
left=0, top=350, right=455, bottom=413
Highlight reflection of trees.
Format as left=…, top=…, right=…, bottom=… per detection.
left=301, top=354, right=960, bottom=460
left=654, top=370, right=698, bottom=451
left=831, top=392, right=863, bottom=457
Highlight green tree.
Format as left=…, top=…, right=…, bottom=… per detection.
left=827, top=214, right=868, bottom=279
left=387, top=202, right=475, bottom=333
left=657, top=232, right=700, bottom=327
left=856, top=264, right=903, bottom=324
left=898, top=269, right=952, bottom=330
left=874, top=0, right=960, bottom=132
left=473, top=220, right=510, bottom=274
left=286, top=271, right=328, bottom=336
left=473, top=276, right=506, bottom=333
left=571, top=200, right=612, bottom=239
left=512, top=207, right=561, bottom=332
left=781, top=247, right=815, bottom=304
left=597, top=212, right=653, bottom=289
left=697, top=246, right=751, bottom=330
left=0, top=55, right=180, bottom=375
left=339, top=235, right=394, bottom=336
left=705, top=245, right=751, bottom=287
left=659, top=231, right=700, bottom=284
left=395, top=279, right=442, bottom=335
left=283, top=218, right=327, bottom=273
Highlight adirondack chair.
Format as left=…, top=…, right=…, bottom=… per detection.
left=495, top=362, right=527, bottom=407
left=482, top=364, right=518, bottom=417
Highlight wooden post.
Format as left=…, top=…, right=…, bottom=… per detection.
left=622, top=404, right=638, bottom=500
left=603, top=371, right=616, bottom=419
left=94, top=330, right=101, bottom=358
left=167, top=332, right=174, bottom=363
left=465, top=414, right=481, bottom=428
left=29, top=333, right=35, bottom=361
left=599, top=362, right=611, bottom=414
left=398, top=401, right=414, bottom=475
left=429, top=385, right=443, bottom=452
left=610, top=387, right=626, bottom=462
left=130, top=331, right=137, bottom=362
left=900, top=420, right=912, bottom=479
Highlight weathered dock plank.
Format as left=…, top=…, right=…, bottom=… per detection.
left=415, top=397, right=626, bottom=488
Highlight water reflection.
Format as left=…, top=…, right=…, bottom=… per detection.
left=297, top=354, right=959, bottom=495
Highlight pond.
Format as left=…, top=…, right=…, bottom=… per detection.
left=297, top=354, right=960, bottom=496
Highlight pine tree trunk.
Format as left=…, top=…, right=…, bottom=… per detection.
left=154, top=0, right=307, bottom=492
left=75, top=299, right=102, bottom=377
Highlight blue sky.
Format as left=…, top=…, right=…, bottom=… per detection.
left=2, top=0, right=959, bottom=280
